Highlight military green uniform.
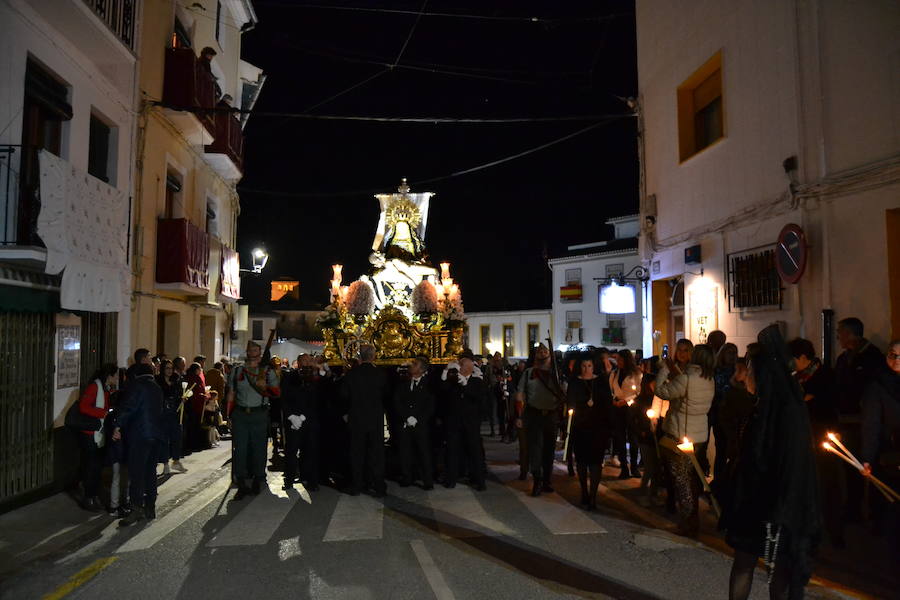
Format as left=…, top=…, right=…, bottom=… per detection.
left=229, top=364, right=279, bottom=488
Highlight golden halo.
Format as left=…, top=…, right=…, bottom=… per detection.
left=385, top=197, right=421, bottom=229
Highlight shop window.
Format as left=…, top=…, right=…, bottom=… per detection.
left=678, top=51, right=724, bottom=161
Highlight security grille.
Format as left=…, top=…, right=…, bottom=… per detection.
left=727, top=245, right=784, bottom=311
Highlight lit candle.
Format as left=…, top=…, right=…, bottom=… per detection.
left=646, top=409, right=656, bottom=419
left=826, top=432, right=862, bottom=468
left=442, top=277, right=454, bottom=288
left=331, top=279, right=340, bottom=298
left=626, top=399, right=634, bottom=406
left=440, top=262, right=451, bottom=280
left=340, top=285, right=349, bottom=302
left=450, top=284, right=459, bottom=297
left=332, top=264, right=343, bottom=285
left=677, top=437, right=694, bottom=453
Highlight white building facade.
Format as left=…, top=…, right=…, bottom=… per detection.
left=0, top=0, right=140, bottom=507
left=549, top=215, right=650, bottom=355
left=463, top=310, right=553, bottom=360
left=637, top=0, right=900, bottom=357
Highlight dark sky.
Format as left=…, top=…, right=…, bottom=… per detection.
left=237, top=1, right=638, bottom=311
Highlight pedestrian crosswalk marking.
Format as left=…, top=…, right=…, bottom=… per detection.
left=208, top=478, right=303, bottom=547
left=488, top=464, right=607, bottom=535
left=278, top=536, right=302, bottom=560
left=427, top=485, right=514, bottom=538
left=116, top=475, right=231, bottom=553
left=322, top=494, right=384, bottom=542
left=410, top=540, right=456, bottom=600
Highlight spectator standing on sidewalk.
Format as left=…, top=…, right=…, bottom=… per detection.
left=115, top=363, right=165, bottom=526
left=76, top=363, right=117, bottom=511
left=711, top=343, right=739, bottom=482
left=156, top=360, right=187, bottom=474
left=609, top=349, right=642, bottom=479
left=655, top=344, right=715, bottom=537
left=635, top=357, right=662, bottom=506
left=104, top=371, right=131, bottom=518
left=723, top=325, right=820, bottom=600
left=185, top=362, right=209, bottom=451
left=568, top=355, right=613, bottom=510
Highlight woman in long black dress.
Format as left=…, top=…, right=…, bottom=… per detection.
left=568, top=356, right=613, bottom=510
left=723, top=325, right=821, bottom=600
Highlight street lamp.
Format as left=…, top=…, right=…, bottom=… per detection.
left=239, top=248, right=269, bottom=275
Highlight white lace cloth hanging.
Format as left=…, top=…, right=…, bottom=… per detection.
left=37, top=150, right=129, bottom=312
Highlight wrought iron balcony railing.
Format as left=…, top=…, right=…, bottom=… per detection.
left=0, top=144, right=43, bottom=248
left=82, top=0, right=137, bottom=52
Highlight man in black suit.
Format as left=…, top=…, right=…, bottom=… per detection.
left=441, top=349, right=490, bottom=491
left=281, top=354, right=321, bottom=491
left=393, top=356, right=436, bottom=489
left=340, top=344, right=389, bottom=496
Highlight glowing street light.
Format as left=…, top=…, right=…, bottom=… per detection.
left=251, top=248, right=269, bottom=274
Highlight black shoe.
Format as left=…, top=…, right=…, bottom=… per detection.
left=473, top=483, right=486, bottom=491
left=81, top=496, right=102, bottom=512
left=116, top=506, right=131, bottom=519
left=423, top=484, right=434, bottom=491
left=443, top=482, right=456, bottom=489
left=580, top=492, right=590, bottom=507
left=398, top=479, right=411, bottom=488
left=251, top=478, right=263, bottom=495
left=541, top=483, right=555, bottom=494
left=372, top=490, right=386, bottom=499
left=567, top=465, right=576, bottom=477
left=618, top=466, right=631, bottom=480
left=282, top=480, right=294, bottom=491
left=118, top=506, right=144, bottom=527
left=234, top=485, right=251, bottom=500
left=306, top=483, right=320, bottom=492
left=145, top=504, right=156, bottom=520
left=517, top=471, right=527, bottom=481
left=531, top=481, right=542, bottom=497
left=347, top=488, right=360, bottom=496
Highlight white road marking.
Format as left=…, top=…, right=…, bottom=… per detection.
left=207, top=478, right=302, bottom=547
left=278, top=536, right=302, bottom=560
left=489, top=463, right=607, bottom=535
left=115, top=475, right=231, bottom=553
left=427, top=485, right=514, bottom=538
left=322, top=494, right=384, bottom=542
left=410, top=540, right=456, bottom=600
left=16, top=516, right=102, bottom=557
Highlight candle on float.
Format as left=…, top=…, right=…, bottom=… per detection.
left=626, top=399, right=634, bottom=406
left=339, top=286, right=349, bottom=302
left=441, top=277, right=454, bottom=288
left=440, top=262, right=451, bottom=280
left=450, top=284, right=459, bottom=297
left=332, top=264, right=343, bottom=285
left=677, top=437, right=694, bottom=453
left=646, top=408, right=656, bottom=419
left=330, top=279, right=340, bottom=298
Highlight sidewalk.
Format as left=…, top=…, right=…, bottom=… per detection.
left=0, top=442, right=233, bottom=582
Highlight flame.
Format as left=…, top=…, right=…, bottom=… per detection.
left=646, top=409, right=656, bottom=419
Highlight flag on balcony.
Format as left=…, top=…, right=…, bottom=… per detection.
left=560, top=284, right=583, bottom=301
left=37, top=150, right=129, bottom=312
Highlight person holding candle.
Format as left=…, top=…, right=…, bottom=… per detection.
left=723, top=325, right=821, bottom=600
left=655, top=343, right=715, bottom=537
left=568, top=355, right=614, bottom=510
left=609, top=349, right=643, bottom=479
left=635, top=357, right=663, bottom=506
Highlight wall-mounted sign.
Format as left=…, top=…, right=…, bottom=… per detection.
left=688, top=280, right=718, bottom=344
left=56, top=315, right=81, bottom=389
left=599, top=281, right=636, bottom=314
left=684, top=244, right=702, bottom=265
left=775, top=223, right=808, bottom=284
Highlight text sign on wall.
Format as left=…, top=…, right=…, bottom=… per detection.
left=56, top=315, right=81, bottom=389
left=688, top=284, right=718, bottom=345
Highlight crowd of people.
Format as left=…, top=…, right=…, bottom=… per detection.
left=70, top=316, right=899, bottom=598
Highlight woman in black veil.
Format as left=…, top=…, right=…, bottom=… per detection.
left=722, top=325, right=821, bottom=599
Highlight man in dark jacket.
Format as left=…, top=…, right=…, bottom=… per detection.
left=114, top=363, right=164, bottom=526
left=440, top=349, right=489, bottom=491
left=340, top=344, right=388, bottom=496
left=281, top=354, right=321, bottom=491
left=393, top=356, right=436, bottom=489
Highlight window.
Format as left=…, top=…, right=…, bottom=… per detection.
left=503, top=325, right=514, bottom=357
left=251, top=319, right=263, bottom=341
left=677, top=51, right=724, bottom=161
left=564, top=268, right=582, bottom=285
left=565, top=311, right=582, bottom=329
left=164, top=171, right=182, bottom=219
left=527, top=323, right=540, bottom=349
left=88, top=113, right=113, bottom=183
left=726, top=246, right=784, bottom=311
left=480, top=324, right=490, bottom=356
left=206, top=199, right=218, bottom=237
left=561, top=267, right=583, bottom=303
left=172, top=17, right=191, bottom=48
left=605, top=263, right=624, bottom=277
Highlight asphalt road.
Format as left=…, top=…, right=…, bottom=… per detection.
left=1, top=439, right=849, bottom=600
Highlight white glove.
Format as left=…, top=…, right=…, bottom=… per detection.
left=287, top=414, right=304, bottom=430
left=342, top=414, right=349, bottom=423
left=441, top=361, right=461, bottom=381
left=406, top=416, right=418, bottom=427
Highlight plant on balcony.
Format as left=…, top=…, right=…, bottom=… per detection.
left=345, top=280, right=375, bottom=318
left=411, top=280, right=439, bottom=317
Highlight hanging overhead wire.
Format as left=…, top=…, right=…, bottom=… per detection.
left=393, top=0, right=428, bottom=66
left=237, top=116, right=624, bottom=198
left=254, top=2, right=630, bottom=24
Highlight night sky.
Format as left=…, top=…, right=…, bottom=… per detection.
left=237, top=1, right=638, bottom=312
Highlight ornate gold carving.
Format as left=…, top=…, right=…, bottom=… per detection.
left=384, top=197, right=421, bottom=230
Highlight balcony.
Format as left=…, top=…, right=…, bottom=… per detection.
left=204, top=110, right=244, bottom=180
left=81, top=0, right=136, bottom=52
left=0, top=145, right=48, bottom=268
left=156, top=218, right=210, bottom=296
left=162, top=48, right=216, bottom=145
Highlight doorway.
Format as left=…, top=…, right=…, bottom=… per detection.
left=651, top=277, right=685, bottom=355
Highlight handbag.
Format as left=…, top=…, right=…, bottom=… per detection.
left=65, top=400, right=101, bottom=431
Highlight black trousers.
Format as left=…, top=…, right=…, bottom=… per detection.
left=445, top=418, right=483, bottom=486
left=495, top=394, right=508, bottom=436
left=161, top=412, right=182, bottom=462
left=396, top=424, right=433, bottom=487
left=350, top=427, right=384, bottom=494
left=78, top=433, right=104, bottom=497
left=284, top=423, right=319, bottom=486
left=128, top=438, right=160, bottom=506
left=524, top=406, right=559, bottom=481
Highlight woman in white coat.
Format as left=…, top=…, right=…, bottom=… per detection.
left=655, top=344, right=716, bottom=536
left=609, top=350, right=643, bottom=479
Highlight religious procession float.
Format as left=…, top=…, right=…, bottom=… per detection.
left=318, top=179, right=466, bottom=365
